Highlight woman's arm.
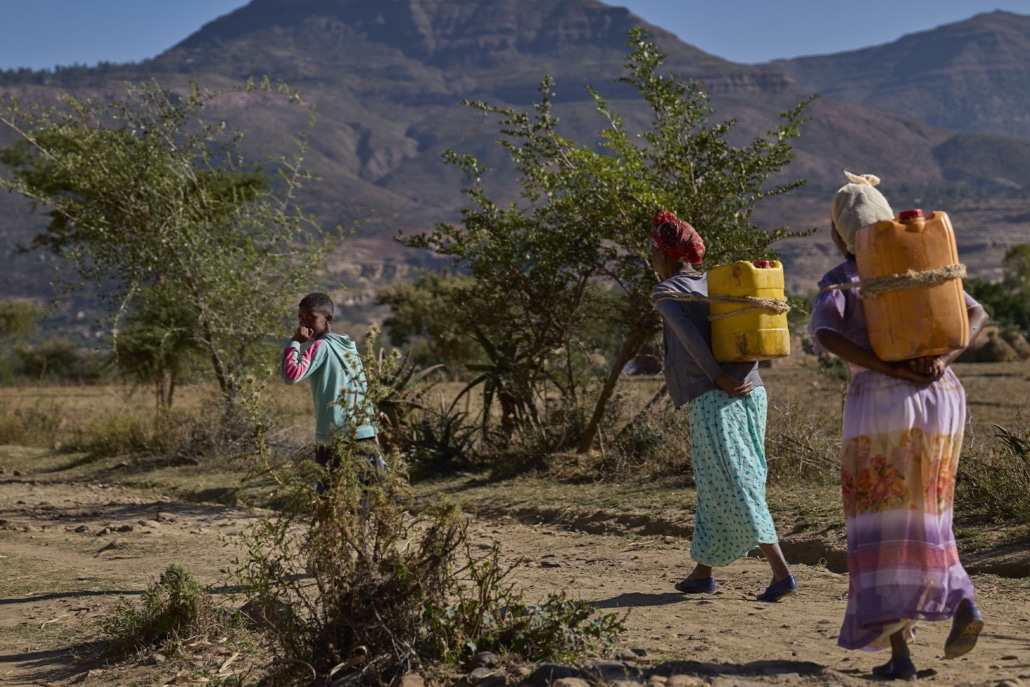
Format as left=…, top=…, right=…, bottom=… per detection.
left=654, top=296, right=754, bottom=397
left=812, top=328, right=936, bottom=383
left=906, top=301, right=989, bottom=381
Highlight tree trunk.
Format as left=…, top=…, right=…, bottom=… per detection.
left=576, top=328, right=649, bottom=454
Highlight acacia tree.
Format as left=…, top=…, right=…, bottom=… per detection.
left=401, top=30, right=813, bottom=452
left=0, top=79, right=333, bottom=407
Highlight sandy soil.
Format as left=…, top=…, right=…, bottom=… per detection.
left=1, top=475, right=1028, bottom=687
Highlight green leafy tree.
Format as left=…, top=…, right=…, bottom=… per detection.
left=0, top=300, right=39, bottom=339
left=113, top=283, right=207, bottom=408
left=0, top=79, right=334, bottom=406
left=400, top=30, right=813, bottom=453
left=375, top=270, right=479, bottom=381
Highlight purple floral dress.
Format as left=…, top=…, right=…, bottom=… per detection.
left=808, top=259, right=977, bottom=651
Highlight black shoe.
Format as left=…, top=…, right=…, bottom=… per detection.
left=944, top=600, right=984, bottom=659
left=756, top=575, right=797, bottom=602
left=674, top=576, right=716, bottom=594
left=871, top=656, right=917, bottom=681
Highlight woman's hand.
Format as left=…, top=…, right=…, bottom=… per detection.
left=716, top=373, right=753, bottom=397
left=905, top=356, right=947, bottom=382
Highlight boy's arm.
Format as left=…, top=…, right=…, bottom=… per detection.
left=282, top=339, right=327, bottom=385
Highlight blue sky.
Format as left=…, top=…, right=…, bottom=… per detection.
left=0, top=0, right=1026, bottom=70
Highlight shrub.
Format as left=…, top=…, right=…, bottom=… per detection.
left=236, top=435, right=623, bottom=684
left=425, top=541, right=625, bottom=664
left=403, top=404, right=481, bottom=479
left=605, top=405, right=692, bottom=480
left=100, top=564, right=227, bottom=657
left=957, top=422, right=1030, bottom=523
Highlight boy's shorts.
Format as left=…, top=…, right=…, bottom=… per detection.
left=313, top=438, right=386, bottom=493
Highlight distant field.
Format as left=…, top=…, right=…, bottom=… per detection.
left=0, top=359, right=1024, bottom=451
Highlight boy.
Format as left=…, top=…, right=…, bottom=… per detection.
left=281, top=292, right=383, bottom=491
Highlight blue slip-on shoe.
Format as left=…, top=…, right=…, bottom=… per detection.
left=756, top=575, right=797, bottom=602
left=944, top=600, right=984, bottom=659
left=674, top=576, right=716, bottom=594
left=871, top=656, right=917, bottom=681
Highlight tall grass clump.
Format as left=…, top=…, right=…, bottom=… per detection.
left=958, top=422, right=1030, bottom=523
left=100, top=564, right=232, bottom=658
left=0, top=398, right=66, bottom=447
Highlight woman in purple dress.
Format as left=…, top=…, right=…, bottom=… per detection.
left=807, top=172, right=989, bottom=681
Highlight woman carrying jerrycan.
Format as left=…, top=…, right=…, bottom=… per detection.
left=649, top=210, right=797, bottom=603
left=808, top=172, right=989, bottom=681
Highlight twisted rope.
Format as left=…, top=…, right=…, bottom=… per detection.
left=820, top=263, right=966, bottom=298
left=650, top=291, right=790, bottom=321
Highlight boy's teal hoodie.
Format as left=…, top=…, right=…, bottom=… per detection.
left=281, top=333, right=377, bottom=442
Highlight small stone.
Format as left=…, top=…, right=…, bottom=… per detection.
left=527, top=665, right=584, bottom=687
left=468, top=668, right=506, bottom=687
left=667, top=676, right=706, bottom=687
left=390, top=673, right=424, bottom=687
left=95, top=539, right=126, bottom=555
left=12, top=470, right=22, bottom=477
left=144, top=652, right=166, bottom=665
left=471, top=651, right=499, bottom=669
left=552, top=679, right=591, bottom=687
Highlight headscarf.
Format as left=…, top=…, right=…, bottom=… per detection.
left=829, top=171, right=894, bottom=254
left=650, top=210, right=706, bottom=264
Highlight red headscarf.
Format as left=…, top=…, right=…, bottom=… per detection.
left=651, top=210, right=705, bottom=264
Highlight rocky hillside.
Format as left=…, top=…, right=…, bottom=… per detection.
left=768, top=11, right=1030, bottom=141
left=1, top=0, right=1029, bottom=331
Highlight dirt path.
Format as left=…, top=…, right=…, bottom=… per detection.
left=1, top=479, right=1029, bottom=687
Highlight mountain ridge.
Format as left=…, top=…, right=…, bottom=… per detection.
left=1, top=0, right=1028, bottom=330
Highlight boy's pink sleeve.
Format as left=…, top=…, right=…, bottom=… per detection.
left=282, top=340, right=324, bottom=384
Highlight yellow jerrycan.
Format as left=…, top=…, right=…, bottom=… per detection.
left=854, top=209, right=969, bottom=361
left=707, top=260, right=790, bottom=363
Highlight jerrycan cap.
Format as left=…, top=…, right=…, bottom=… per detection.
left=899, top=209, right=924, bottom=221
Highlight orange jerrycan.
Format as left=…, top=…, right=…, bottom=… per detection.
left=854, top=209, right=969, bottom=361
left=707, top=260, right=790, bottom=363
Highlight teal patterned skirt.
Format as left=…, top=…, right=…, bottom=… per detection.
left=687, top=386, right=778, bottom=567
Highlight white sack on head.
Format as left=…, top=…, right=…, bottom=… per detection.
left=830, top=170, right=894, bottom=253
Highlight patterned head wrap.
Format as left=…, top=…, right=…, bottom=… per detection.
left=829, top=171, right=894, bottom=254
left=650, top=210, right=705, bottom=264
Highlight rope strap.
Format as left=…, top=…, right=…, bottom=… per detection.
left=650, top=291, right=790, bottom=321
left=820, top=263, right=966, bottom=298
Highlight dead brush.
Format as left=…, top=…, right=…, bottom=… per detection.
left=234, top=442, right=441, bottom=684
left=764, top=396, right=842, bottom=483
left=236, top=442, right=625, bottom=684
left=958, top=420, right=1030, bottom=523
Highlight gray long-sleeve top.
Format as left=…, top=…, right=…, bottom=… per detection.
left=651, top=271, right=762, bottom=409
